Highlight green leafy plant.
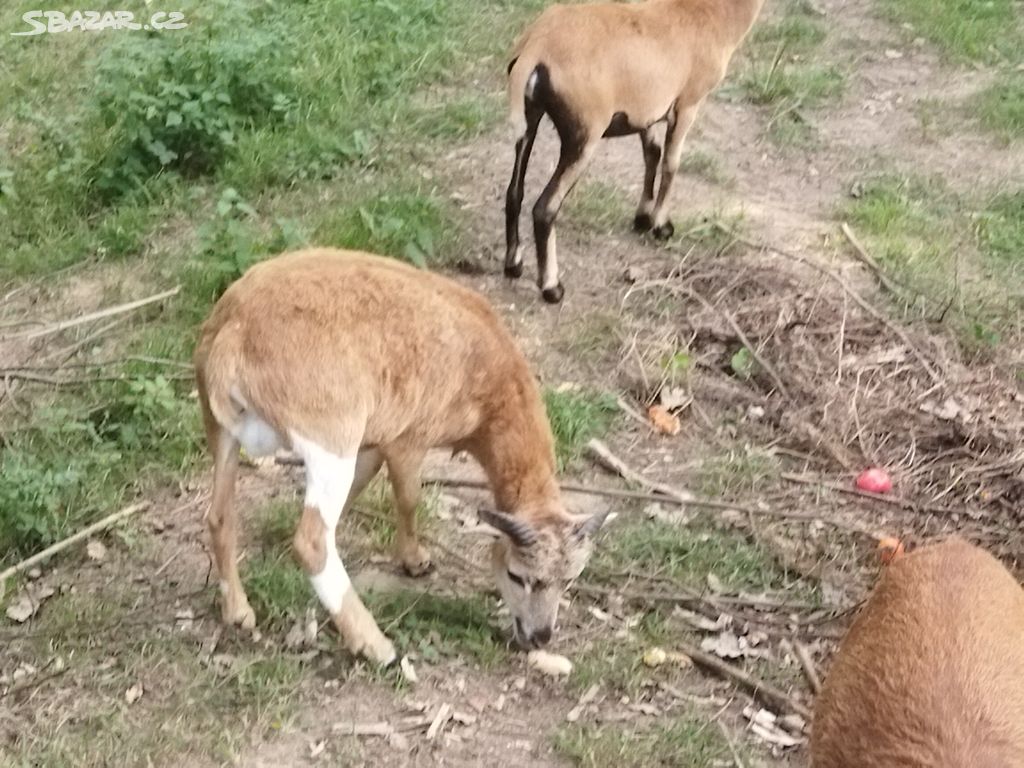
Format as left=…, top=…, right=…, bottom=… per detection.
left=89, top=3, right=296, bottom=199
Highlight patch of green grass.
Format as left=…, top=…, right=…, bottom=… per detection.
left=696, top=444, right=780, bottom=498
left=842, top=175, right=1024, bottom=350
left=559, top=310, right=623, bottom=359
left=973, top=74, right=1024, bottom=143
left=364, top=590, right=506, bottom=667
left=408, top=93, right=503, bottom=140
left=555, top=714, right=734, bottom=768
left=567, top=181, right=631, bottom=233
left=543, top=388, right=619, bottom=470
left=878, top=0, right=1023, bottom=64
left=570, top=613, right=674, bottom=695
left=680, top=151, right=729, bottom=185
left=0, top=374, right=201, bottom=563
left=9, top=588, right=305, bottom=766
left=980, top=190, right=1024, bottom=262
left=253, top=497, right=299, bottom=552
left=245, top=552, right=313, bottom=629
left=313, top=189, right=458, bottom=268
left=735, top=0, right=844, bottom=109
left=592, top=517, right=795, bottom=594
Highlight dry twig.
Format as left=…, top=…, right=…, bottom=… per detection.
left=677, top=639, right=812, bottom=720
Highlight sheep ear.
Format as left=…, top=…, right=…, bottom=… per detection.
left=478, top=509, right=538, bottom=549
left=570, top=509, right=611, bottom=545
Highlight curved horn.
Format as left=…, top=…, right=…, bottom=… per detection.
left=478, top=508, right=538, bottom=549
left=570, top=509, right=611, bottom=544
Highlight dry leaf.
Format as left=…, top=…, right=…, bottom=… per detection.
left=647, top=405, right=681, bottom=436
left=125, top=682, right=144, bottom=705
left=86, top=540, right=107, bottom=561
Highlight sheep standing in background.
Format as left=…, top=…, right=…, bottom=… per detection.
left=504, top=0, right=766, bottom=303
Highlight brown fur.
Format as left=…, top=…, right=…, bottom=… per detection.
left=194, top=248, right=605, bottom=651
left=504, top=0, right=766, bottom=300
left=812, top=538, right=1024, bottom=768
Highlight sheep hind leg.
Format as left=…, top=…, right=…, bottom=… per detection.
left=505, top=102, right=545, bottom=279
left=532, top=135, right=599, bottom=303
left=650, top=102, right=702, bottom=240
left=633, top=128, right=662, bottom=232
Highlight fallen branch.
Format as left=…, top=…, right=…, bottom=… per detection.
left=333, top=714, right=434, bottom=738
left=677, top=639, right=812, bottom=720
left=0, top=370, right=192, bottom=387
left=587, top=438, right=692, bottom=502
left=840, top=222, right=903, bottom=298
left=792, top=639, right=822, bottom=695
left=0, top=502, right=150, bottom=586
left=274, top=456, right=874, bottom=534
left=3, top=287, right=180, bottom=342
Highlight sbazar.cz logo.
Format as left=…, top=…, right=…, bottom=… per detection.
left=12, top=9, right=187, bottom=35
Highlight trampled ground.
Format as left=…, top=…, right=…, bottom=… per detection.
left=1, top=0, right=1022, bottom=765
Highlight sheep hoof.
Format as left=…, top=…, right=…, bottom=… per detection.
left=504, top=262, right=524, bottom=279
left=652, top=221, right=675, bottom=240
left=541, top=284, right=565, bottom=304
left=633, top=213, right=654, bottom=232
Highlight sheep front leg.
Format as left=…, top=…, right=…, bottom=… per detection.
left=649, top=102, right=702, bottom=240
left=532, top=137, right=599, bottom=303
left=505, top=104, right=544, bottom=279
left=633, top=128, right=662, bottom=232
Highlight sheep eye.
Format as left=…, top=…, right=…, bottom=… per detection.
left=507, top=569, right=526, bottom=587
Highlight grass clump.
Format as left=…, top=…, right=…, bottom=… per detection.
left=736, top=0, right=843, bottom=109
left=843, top=175, right=1024, bottom=350
left=245, top=552, right=314, bottom=629
left=591, top=518, right=795, bottom=594
left=878, top=0, right=1023, bottom=64
left=314, top=189, right=457, bottom=268
left=0, top=376, right=199, bottom=563
left=555, top=715, right=734, bottom=768
left=566, top=181, right=631, bottom=233
left=543, top=388, right=619, bottom=469
left=973, top=74, right=1024, bottom=143
left=365, top=590, right=506, bottom=667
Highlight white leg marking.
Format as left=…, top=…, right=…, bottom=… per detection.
left=542, top=230, right=559, bottom=290
left=291, top=433, right=355, bottom=615
left=512, top=244, right=524, bottom=267
left=525, top=70, right=538, bottom=98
